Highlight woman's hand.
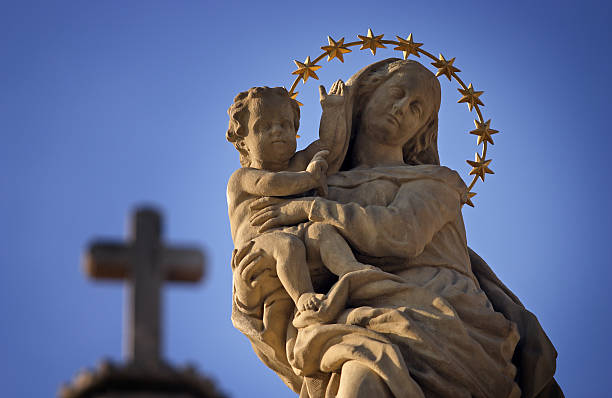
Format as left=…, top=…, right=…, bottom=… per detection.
left=249, top=197, right=313, bottom=232
left=232, top=241, right=271, bottom=308
left=319, top=79, right=346, bottom=108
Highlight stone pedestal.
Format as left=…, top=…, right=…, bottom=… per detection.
left=59, top=360, right=226, bottom=398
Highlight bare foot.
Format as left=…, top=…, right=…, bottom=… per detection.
left=296, top=292, right=326, bottom=312
left=293, top=294, right=335, bottom=328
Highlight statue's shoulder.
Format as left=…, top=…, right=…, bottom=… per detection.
left=430, top=165, right=467, bottom=190
left=228, top=167, right=256, bottom=186
left=227, top=167, right=253, bottom=201
left=330, top=164, right=466, bottom=191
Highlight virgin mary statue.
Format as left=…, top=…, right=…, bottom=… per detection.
left=230, top=59, right=563, bottom=398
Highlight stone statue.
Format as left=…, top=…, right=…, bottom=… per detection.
left=226, top=83, right=374, bottom=322
left=226, top=59, right=563, bottom=398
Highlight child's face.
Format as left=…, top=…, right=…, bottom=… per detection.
left=243, top=95, right=297, bottom=168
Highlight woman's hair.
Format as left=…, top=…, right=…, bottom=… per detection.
left=344, top=59, right=441, bottom=169
left=226, top=86, right=300, bottom=167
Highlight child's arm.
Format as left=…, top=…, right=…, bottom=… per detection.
left=291, top=80, right=348, bottom=172
left=228, top=163, right=326, bottom=198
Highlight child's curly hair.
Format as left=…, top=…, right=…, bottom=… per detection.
left=226, top=87, right=300, bottom=167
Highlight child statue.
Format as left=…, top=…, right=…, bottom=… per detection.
left=225, top=82, right=372, bottom=323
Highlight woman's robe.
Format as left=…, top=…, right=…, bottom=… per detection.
left=231, top=165, right=562, bottom=398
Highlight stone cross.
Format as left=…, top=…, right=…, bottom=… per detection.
left=83, top=207, right=204, bottom=367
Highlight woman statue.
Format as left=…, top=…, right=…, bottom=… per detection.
left=230, top=59, right=562, bottom=398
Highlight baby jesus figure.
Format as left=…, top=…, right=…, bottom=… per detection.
left=226, top=82, right=372, bottom=323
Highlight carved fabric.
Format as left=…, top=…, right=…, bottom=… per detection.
left=231, top=165, right=564, bottom=398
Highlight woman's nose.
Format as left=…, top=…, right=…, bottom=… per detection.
left=392, top=98, right=409, bottom=115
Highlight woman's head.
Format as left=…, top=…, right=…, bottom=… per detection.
left=345, top=59, right=441, bottom=168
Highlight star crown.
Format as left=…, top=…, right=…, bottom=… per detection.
left=286, top=29, right=499, bottom=207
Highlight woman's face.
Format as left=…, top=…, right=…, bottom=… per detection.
left=361, top=70, right=433, bottom=146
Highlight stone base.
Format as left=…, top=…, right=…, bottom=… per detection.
left=59, top=360, right=226, bottom=398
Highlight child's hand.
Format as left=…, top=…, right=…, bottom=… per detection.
left=319, top=80, right=346, bottom=109
left=307, top=150, right=329, bottom=197
left=306, top=150, right=329, bottom=181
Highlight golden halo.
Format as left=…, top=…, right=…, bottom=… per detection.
left=287, top=29, right=499, bottom=207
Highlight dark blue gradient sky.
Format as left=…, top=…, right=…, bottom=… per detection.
left=1, top=1, right=611, bottom=397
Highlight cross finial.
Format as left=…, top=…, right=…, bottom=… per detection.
left=84, top=207, right=204, bottom=367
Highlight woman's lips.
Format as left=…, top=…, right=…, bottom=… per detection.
left=387, top=114, right=400, bottom=126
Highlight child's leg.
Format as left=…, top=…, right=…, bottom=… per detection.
left=291, top=223, right=373, bottom=327
left=305, top=223, right=373, bottom=277
left=257, top=231, right=320, bottom=310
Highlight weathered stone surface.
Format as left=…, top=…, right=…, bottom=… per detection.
left=226, top=59, right=563, bottom=398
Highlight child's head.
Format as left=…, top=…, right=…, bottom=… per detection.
left=227, top=87, right=300, bottom=168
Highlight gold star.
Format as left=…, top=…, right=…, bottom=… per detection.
left=467, top=153, right=494, bottom=182
left=457, top=83, right=484, bottom=111
left=431, top=54, right=461, bottom=80
left=292, top=56, right=322, bottom=83
left=394, top=34, right=422, bottom=59
left=470, top=119, right=499, bottom=145
left=321, top=36, right=352, bottom=63
left=289, top=91, right=303, bottom=107
left=465, top=191, right=477, bottom=207
left=357, top=28, right=386, bottom=55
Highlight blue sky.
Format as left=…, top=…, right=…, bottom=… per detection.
left=1, top=1, right=611, bottom=397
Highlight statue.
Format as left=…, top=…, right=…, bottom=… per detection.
left=226, top=57, right=563, bottom=398
left=226, top=83, right=374, bottom=321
